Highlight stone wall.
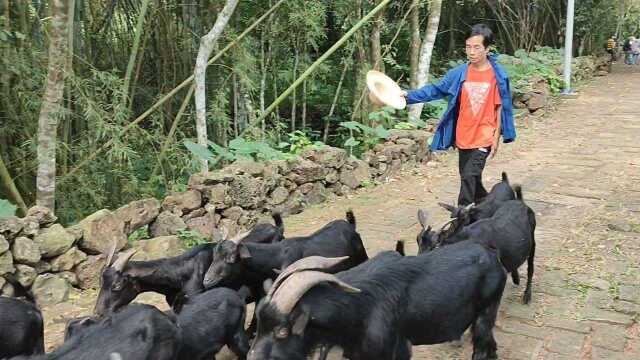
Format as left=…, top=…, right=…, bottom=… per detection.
left=0, top=129, right=432, bottom=305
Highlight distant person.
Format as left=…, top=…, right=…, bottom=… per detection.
left=606, top=35, right=617, bottom=62
left=401, top=24, right=515, bottom=206
left=623, top=37, right=633, bottom=65
left=632, top=37, right=640, bottom=65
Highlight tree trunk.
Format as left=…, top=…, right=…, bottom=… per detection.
left=194, top=0, right=239, bottom=173
left=408, top=0, right=442, bottom=123
left=409, top=0, right=421, bottom=89
left=233, top=72, right=239, bottom=137
left=370, top=0, right=385, bottom=71
left=291, top=43, right=299, bottom=131
left=447, top=0, right=455, bottom=58
left=324, top=59, right=349, bottom=143
left=0, top=153, right=28, bottom=216
left=35, top=0, right=70, bottom=211
left=123, top=0, right=150, bottom=105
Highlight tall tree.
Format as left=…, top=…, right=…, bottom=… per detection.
left=370, top=0, right=385, bottom=71
left=408, top=0, right=442, bottom=122
left=409, top=0, right=421, bottom=88
left=194, top=0, right=240, bottom=173
left=36, top=0, right=71, bottom=211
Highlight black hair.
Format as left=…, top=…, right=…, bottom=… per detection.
left=469, top=24, right=494, bottom=48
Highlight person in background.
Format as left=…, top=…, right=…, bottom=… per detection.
left=401, top=24, right=515, bottom=206
left=606, top=35, right=617, bottom=62
left=632, top=36, right=640, bottom=65
left=623, top=37, right=633, bottom=65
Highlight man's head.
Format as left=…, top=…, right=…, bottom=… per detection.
left=466, top=24, right=494, bottom=64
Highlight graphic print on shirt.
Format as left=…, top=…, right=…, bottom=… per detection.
left=463, top=82, right=491, bottom=116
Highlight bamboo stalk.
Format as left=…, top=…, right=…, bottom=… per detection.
left=252, top=0, right=394, bottom=130
left=0, top=153, right=28, bottom=216
left=123, top=0, right=150, bottom=102
left=63, top=0, right=286, bottom=180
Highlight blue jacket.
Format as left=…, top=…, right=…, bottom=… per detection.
left=406, top=54, right=516, bottom=151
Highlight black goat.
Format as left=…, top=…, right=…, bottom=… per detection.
left=249, top=242, right=506, bottom=360
left=418, top=185, right=536, bottom=304
left=203, top=210, right=367, bottom=289
left=0, top=297, right=44, bottom=358
left=14, top=304, right=181, bottom=360
left=94, top=213, right=284, bottom=316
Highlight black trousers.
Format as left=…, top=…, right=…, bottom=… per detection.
left=458, top=148, right=490, bottom=206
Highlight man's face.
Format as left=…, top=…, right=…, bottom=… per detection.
left=465, top=35, right=489, bottom=64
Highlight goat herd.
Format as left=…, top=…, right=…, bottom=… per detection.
left=0, top=172, right=537, bottom=360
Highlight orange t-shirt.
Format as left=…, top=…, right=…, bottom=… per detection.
left=455, top=66, right=502, bottom=149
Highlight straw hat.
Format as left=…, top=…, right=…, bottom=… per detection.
left=366, top=70, right=406, bottom=110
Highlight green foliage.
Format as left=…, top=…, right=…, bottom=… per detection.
left=0, top=199, right=17, bottom=218
left=184, top=137, right=292, bottom=167
left=128, top=225, right=150, bottom=244
left=177, top=229, right=209, bottom=249
left=498, top=47, right=564, bottom=95
left=339, top=121, right=390, bottom=156
left=279, top=130, right=325, bottom=154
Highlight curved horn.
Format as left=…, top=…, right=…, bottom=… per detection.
left=105, top=239, right=118, bottom=268
left=267, top=256, right=350, bottom=298
left=230, top=230, right=251, bottom=244
left=111, top=249, right=137, bottom=272
left=271, top=271, right=360, bottom=314
left=438, top=217, right=458, bottom=232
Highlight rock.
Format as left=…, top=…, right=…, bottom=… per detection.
left=26, top=205, right=58, bottom=225
left=218, top=218, right=239, bottom=238
left=340, top=160, right=371, bottom=189
left=227, top=159, right=265, bottom=177
left=20, top=216, right=40, bottom=237
left=302, top=147, right=347, bottom=169
left=0, top=277, right=4, bottom=291
left=390, top=159, right=402, bottom=173
left=1, top=281, right=15, bottom=297
left=185, top=213, right=219, bottom=240
left=279, top=191, right=305, bottom=216
left=607, top=220, right=632, bottom=232
left=31, top=274, right=71, bottom=305
left=58, top=271, right=79, bottom=287
left=149, top=211, right=187, bottom=237
left=189, top=171, right=234, bottom=187
left=131, top=236, right=184, bottom=261
left=0, top=235, right=8, bottom=255
left=0, top=251, right=15, bottom=276
left=238, top=210, right=257, bottom=227
left=268, top=187, right=289, bottom=205
left=291, top=159, right=326, bottom=184
left=222, top=206, right=244, bottom=222
left=396, top=138, right=416, bottom=147
left=531, top=108, right=546, bottom=117
left=76, top=210, right=127, bottom=255
left=325, top=169, right=339, bottom=184
left=75, top=255, right=106, bottom=290
left=11, top=237, right=41, bottom=265
left=114, top=198, right=161, bottom=235
left=377, top=155, right=389, bottom=163
left=182, top=208, right=206, bottom=221
left=228, top=175, right=267, bottom=209
left=381, top=144, right=404, bottom=160
left=34, top=261, right=51, bottom=274
left=525, top=92, right=548, bottom=111
left=306, top=183, right=328, bottom=205
left=298, top=183, right=315, bottom=195
left=162, top=190, right=202, bottom=215
left=50, top=247, right=87, bottom=272
left=14, top=264, right=37, bottom=287
left=0, top=216, right=23, bottom=240
left=203, top=184, right=230, bottom=207
left=596, top=70, right=608, bottom=77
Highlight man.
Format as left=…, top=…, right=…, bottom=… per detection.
left=606, top=35, right=617, bottom=62
left=401, top=24, right=515, bottom=206
left=631, top=36, right=640, bottom=65
left=623, top=37, right=632, bottom=65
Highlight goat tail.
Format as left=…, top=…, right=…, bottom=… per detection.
left=395, top=241, right=406, bottom=256
left=346, top=209, right=356, bottom=228
left=501, top=171, right=509, bottom=183
left=272, top=212, right=284, bottom=233
left=513, top=185, right=524, bottom=201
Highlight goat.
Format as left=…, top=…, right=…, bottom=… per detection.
left=0, top=297, right=44, bottom=358
left=417, top=185, right=536, bottom=304
left=94, top=212, right=284, bottom=316
left=249, top=242, right=506, bottom=360
left=17, top=304, right=181, bottom=360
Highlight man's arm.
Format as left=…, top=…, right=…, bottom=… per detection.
left=490, top=105, right=502, bottom=159
left=402, top=69, right=454, bottom=104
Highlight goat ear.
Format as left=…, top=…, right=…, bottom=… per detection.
left=417, top=209, right=429, bottom=229
left=438, top=202, right=457, bottom=214
left=291, top=309, right=310, bottom=336
left=238, top=244, right=252, bottom=259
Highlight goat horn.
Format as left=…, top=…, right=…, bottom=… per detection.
left=438, top=217, right=458, bottom=232
left=464, top=203, right=475, bottom=211
left=267, top=256, right=350, bottom=299
left=271, top=271, right=360, bottom=314
left=104, top=239, right=119, bottom=268
left=111, top=249, right=137, bottom=272
left=230, top=230, right=251, bottom=244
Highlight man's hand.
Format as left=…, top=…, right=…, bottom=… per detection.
left=400, top=90, right=408, bottom=97
left=489, top=140, right=500, bottom=159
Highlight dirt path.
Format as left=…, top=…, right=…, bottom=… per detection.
left=41, top=65, right=640, bottom=359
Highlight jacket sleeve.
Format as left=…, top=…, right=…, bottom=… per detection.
left=405, top=70, right=454, bottom=105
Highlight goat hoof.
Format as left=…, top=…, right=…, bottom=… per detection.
left=522, top=291, right=532, bottom=305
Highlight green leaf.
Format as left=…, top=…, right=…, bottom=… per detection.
left=374, top=125, right=390, bottom=139
left=339, top=121, right=363, bottom=133
left=344, top=137, right=360, bottom=147
left=0, top=199, right=17, bottom=218
left=427, top=136, right=433, bottom=146
left=184, top=140, right=215, bottom=162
